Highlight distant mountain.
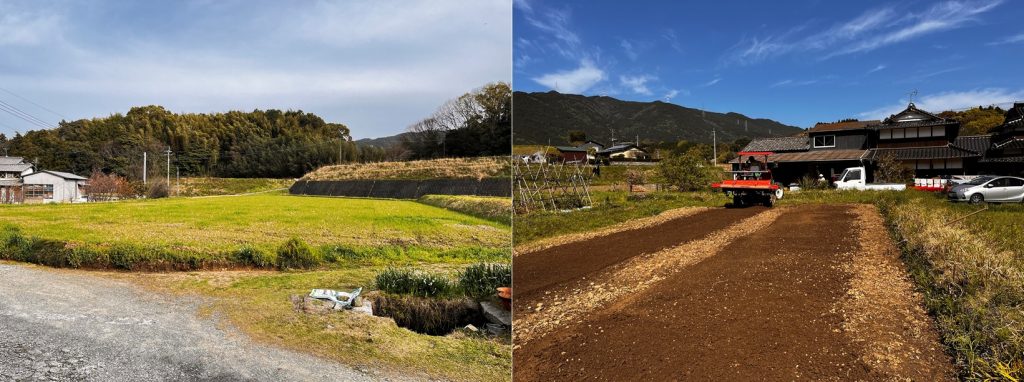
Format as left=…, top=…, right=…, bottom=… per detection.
left=513, top=91, right=803, bottom=146
left=355, top=133, right=407, bottom=148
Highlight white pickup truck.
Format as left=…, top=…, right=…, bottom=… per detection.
left=834, top=166, right=907, bottom=191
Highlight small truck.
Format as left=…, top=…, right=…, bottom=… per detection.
left=711, top=151, right=784, bottom=207
left=834, top=166, right=907, bottom=191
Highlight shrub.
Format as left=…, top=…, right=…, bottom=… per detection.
left=276, top=238, right=321, bottom=270
left=235, top=245, right=275, bottom=268
left=146, top=180, right=170, bottom=199
left=658, top=148, right=718, bottom=191
left=796, top=175, right=830, bottom=190
left=108, top=243, right=147, bottom=270
left=459, top=263, right=511, bottom=300
left=374, top=268, right=459, bottom=299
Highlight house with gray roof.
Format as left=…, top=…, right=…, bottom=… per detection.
left=0, top=156, right=88, bottom=203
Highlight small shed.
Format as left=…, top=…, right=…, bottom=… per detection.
left=21, top=170, right=88, bottom=203
left=555, top=146, right=589, bottom=163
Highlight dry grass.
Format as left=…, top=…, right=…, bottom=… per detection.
left=302, top=157, right=511, bottom=181
left=418, top=195, right=511, bottom=225
left=886, top=199, right=1024, bottom=381
left=513, top=206, right=708, bottom=255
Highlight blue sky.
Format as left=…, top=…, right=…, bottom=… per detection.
left=514, top=0, right=1024, bottom=128
left=0, top=0, right=510, bottom=139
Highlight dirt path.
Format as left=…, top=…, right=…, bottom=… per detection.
left=0, top=264, right=408, bottom=382
left=513, top=206, right=765, bottom=300
left=513, top=204, right=952, bottom=381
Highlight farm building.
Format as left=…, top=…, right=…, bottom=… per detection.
left=597, top=144, right=651, bottom=161
left=554, top=146, right=588, bottom=163
left=0, top=156, right=88, bottom=203
left=734, top=102, right=1024, bottom=184
left=577, top=140, right=605, bottom=151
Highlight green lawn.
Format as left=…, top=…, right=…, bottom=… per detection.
left=0, top=192, right=508, bottom=252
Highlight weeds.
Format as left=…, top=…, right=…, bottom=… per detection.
left=459, top=263, right=511, bottom=300
left=277, top=238, right=322, bottom=270
left=417, top=194, right=511, bottom=224
left=374, top=268, right=460, bottom=299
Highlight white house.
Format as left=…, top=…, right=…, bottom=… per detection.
left=21, top=170, right=88, bottom=203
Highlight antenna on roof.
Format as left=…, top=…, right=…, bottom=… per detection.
left=908, top=89, right=918, bottom=105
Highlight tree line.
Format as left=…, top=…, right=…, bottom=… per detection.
left=0, top=106, right=389, bottom=179
left=398, top=82, right=511, bottom=159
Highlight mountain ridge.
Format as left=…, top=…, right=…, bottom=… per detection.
left=512, top=91, right=803, bottom=146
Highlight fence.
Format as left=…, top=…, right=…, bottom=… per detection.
left=289, top=178, right=511, bottom=199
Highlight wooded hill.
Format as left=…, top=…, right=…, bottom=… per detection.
left=513, top=91, right=802, bottom=146
left=0, top=106, right=385, bottom=179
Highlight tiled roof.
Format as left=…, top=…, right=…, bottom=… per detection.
left=809, top=120, right=879, bottom=132
left=980, top=156, right=1024, bottom=163
left=0, top=156, right=26, bottom=165
left=993, top=137, right=1024, bottom=150
left=730, top=149, right=866, bottom=163
left=952, top=135, right=993, bottom=153
left=865, top=145, right=980, bottom=161
left=874, top=119, right=957, bottom=129
left=740, top=137, right=809, bottom=152
left=0, top=163, right=32, bottom=173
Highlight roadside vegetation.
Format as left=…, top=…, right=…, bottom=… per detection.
left=302, top=156, right=510, bottom=181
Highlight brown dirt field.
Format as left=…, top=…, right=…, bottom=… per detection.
left=513, top=206, right=765, bottom=301
left=513, top=204, right=953, bottom=381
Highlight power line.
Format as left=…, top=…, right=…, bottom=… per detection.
left=0, top=101, right=52, bottom=130
left=0, top=99, right=53, bottom=127
left=0, top=87, right=66, bottom=120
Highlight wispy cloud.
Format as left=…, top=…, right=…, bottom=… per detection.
left=518, top=3, right=581, bottom=59
left=729, top=0, right=1002, bottom=64
left=663, top=89, right=680, bottom=101
left=533, top=59, right=606, bottom=94
left=701, top=78, right=721, bottom=87
left=987, top=32, right=1024, bottom=45
left=866, top=64, right=886, bottom=74
left=619, top=74, right=656, bottom=95
left=620, top=39, right=638, bottom=61
left=662, top=28, right=682, bottom=52
left=858, top=88, right=1024, bottom=119
left=0, top=6, right=63, bottom=46
left=770, top=79, right=818, bottom=88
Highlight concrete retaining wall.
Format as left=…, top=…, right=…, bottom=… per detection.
left=289, top=178, right=510, bottom=199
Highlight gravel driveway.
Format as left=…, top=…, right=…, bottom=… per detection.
left=0, top=263, right=395, bottom=382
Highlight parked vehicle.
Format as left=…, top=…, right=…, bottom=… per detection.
left=834, top=167, right=907, bottom=191
left=948, top=176, right=1024, bottom=203
left=711, top=151, right=783, bottom=207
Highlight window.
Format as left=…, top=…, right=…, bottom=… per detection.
left=842, top=169, right=861, bottom=182
left=24, top=184, right=53, bottom=199
left=813, top=135, right=835, bottom=148
left=1006, top=178, right=1024, bottom=187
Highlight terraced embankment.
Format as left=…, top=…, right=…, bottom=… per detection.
left=513, top=204, right=953, bottom=381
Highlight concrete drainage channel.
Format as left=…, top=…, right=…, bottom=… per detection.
left=369, top=293, right=510, bottom=336
left=289, top=178, right=512, bottom=199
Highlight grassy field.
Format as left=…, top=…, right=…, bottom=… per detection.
left=302, top=157, right=511, bottom=181
left=102, top=265, right=510, bottom=382
left=513, top=190, right=726, bottom=245
left=0, top=193, right=509, bottom=270
left=173, top=177, right=294, bottom=197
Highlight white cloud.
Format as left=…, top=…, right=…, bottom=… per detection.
left=0, top=0, right=512, bottom=139
left=533, top=60, right=606, bottom=94
left=662, top=28, right=682, bottom=52
left=619, top=74, right=656, bottom=95
left=867, top=64, right=886, bottom=74
left=770, top=79, right=818, bottom=88
left=663, top=89, right=685, bottom=101
left=702, top=78, right=721, bottom=87
left=858, top=88, right=1024, bottom=119
left=987, top=32, right=1024, bottom=45
left=730, top=0, right=1002, bottom=64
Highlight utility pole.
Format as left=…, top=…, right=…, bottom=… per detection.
left=712, top=128, right=717, bottom=164
left=164, top=146, right=172, bottom=186
left=338, top=129, right=345, bottom=165
left=143, top=152, right=147, bottom=185
left=176, top=166, right=179, bottom=196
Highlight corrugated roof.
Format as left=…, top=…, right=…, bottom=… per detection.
left=740, top=137, right=809, bottom=152
left=555, top=146, right=587, bottom=152
left=809, top=120, right=879, bottom=132
left=25, top=170, right=88, bottom=181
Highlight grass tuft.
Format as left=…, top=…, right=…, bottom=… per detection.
left=276, top=238, right=322, bottom=270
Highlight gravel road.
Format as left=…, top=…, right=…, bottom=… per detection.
left=0, top=264, right=391, bottom=382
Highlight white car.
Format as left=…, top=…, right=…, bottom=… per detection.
left=948, top=176, right=1024, bottom=203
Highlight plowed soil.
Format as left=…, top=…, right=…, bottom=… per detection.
left=513, top=205, right=953, bottom=381
left=513, top=207, right=765, bottom=301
